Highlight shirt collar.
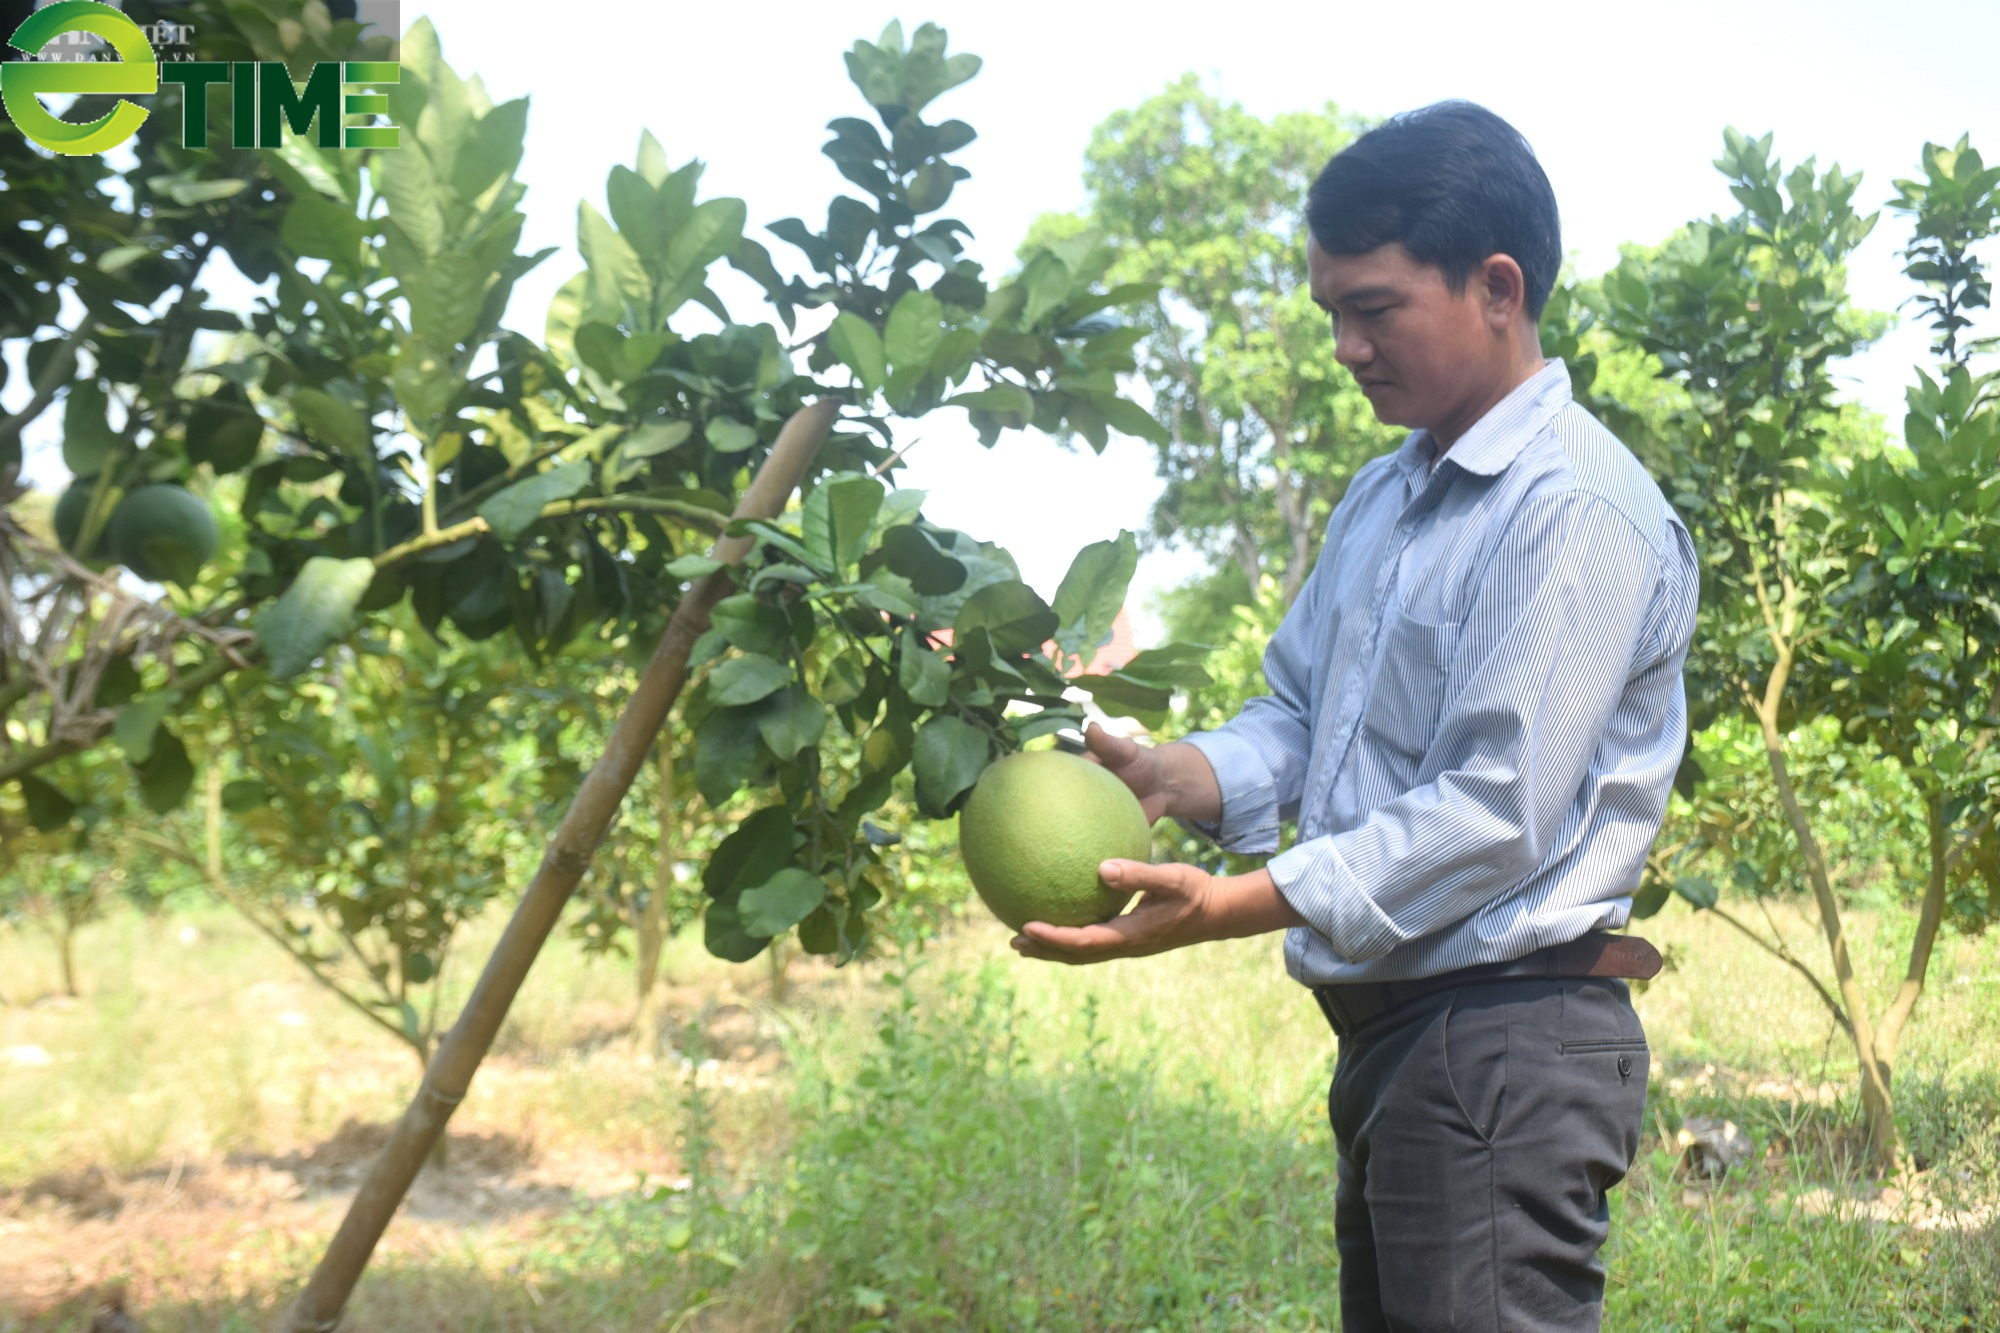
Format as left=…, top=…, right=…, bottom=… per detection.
left=1399, top=359, right=1574, bottom=481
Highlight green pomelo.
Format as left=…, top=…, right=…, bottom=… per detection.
left=108, top=483, right=218, bottom=586
left=958, top=749, right=1152, bottom=931
left=53, top=481, right=93, bottom=555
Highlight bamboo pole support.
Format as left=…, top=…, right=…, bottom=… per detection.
left=285, top=399, right=841, bottom=1332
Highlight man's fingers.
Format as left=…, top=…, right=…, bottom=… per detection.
left=1011, top=918, right=1135, bottom=964
left=1084, top=721, right=1139, bottom=767
left=1098, top=857, right=1199, bottom=898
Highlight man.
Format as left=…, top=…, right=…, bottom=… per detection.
left=1012, top=101, right=1698, bottom=1332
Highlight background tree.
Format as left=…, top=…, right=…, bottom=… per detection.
left=1600, top=129, right=2000, bottom=1171
left=1034, top=78, right=1400, bottom=637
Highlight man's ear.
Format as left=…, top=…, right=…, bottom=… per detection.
left=1480, top=254, right=1528, bottom=330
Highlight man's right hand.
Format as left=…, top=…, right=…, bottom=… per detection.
left=1082, top=722, right=1223, bottom=826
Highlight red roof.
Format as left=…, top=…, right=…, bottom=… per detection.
left=1072, top=606, right=1137, bottom=677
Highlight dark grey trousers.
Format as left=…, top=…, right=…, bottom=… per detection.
left=1326, top=978, right=1650, bottom=1332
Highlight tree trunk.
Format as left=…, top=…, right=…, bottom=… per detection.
left=206, top=763, right=223, bottom=881
left=1754, top=654, right=1900, bottom=1172
left=633, top=734, right=674, bottom=1048
left=1266, top=414, right=1313, bottom=606
left=766, top=934, right=790, bottom=1004
left=1867, top=792, right=1954, bottom=1170
left=57, top=916, right=78, bottom=999
left=283, top=398, right=840, bottom=1333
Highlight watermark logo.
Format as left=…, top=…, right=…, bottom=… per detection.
left=2, top=0, right=401, bottom=156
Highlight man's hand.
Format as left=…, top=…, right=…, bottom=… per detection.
left=1081, top=722, right=1222, bottom=825
left=1011, top=862, right=1306, bottom=965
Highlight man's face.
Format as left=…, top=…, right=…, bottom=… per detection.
left=1306, top=237, right=1505, bottom=436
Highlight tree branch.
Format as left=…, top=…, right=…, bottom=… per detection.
left=1709, top=902, right=1852, bottom=1037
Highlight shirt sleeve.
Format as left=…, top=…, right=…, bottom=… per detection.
left=1175, top=560, right=1325, bottom=856
left=1267, top=490, right=1676, bottom=963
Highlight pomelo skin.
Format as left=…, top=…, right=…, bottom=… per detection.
left=108, top=483, right=217, bottom=586
left=958, top=749, right=1153, bottom=932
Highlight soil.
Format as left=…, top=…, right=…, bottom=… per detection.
left=0, top=985, right=812, bottom=1324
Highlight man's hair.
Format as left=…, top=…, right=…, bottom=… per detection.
left=1306, top=101, right=1561, bottom=318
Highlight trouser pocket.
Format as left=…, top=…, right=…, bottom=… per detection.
left=1442, top=988, right=1508, bottom=1146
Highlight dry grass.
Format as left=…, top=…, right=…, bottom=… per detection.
left=1, top=896, right=1996, bottom=1330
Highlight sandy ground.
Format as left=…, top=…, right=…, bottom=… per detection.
left=0, top=983, right=797, bottom=1324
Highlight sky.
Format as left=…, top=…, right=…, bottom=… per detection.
left=15, top=0, right=2000, bottom=637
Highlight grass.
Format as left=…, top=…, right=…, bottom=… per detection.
left=2, top=896, right=1997, bottom=1331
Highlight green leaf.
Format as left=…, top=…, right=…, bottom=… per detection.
left=1117, top=644, right=1213, bottom=689
left=134, top=727, right=194, bottom=814
left=885, top=290, right=945, bottom=373
left=828, top=312, right=886, bottom=396
left=185, top=388, right=265, bottom=474
left=703, top=892, right=772, bottom=962
left=1672, top=875, right=1719, bottom=911
left=954, top=581, right=1059, bottom=657
left=737, top=867, right=828, bottom=938
left=392, top=336, right=455, bottom=430
left=291, top=388, right=372, bottom=459
left=879, top=525, right=966, bottom=595
left=704, top=806, right=795, bottom=896
left=659, top=197, right=748, bottom=316
left=904, top=161, right=956, bottom=213
left=856, top=568, right=920, bottom=618
left=948, top=384, right=1034, bottom=417
left=113, top=697, right=171, bottom=765
left=257, top=556, right=377, bottom=678
left=1630, top=877, right=1672, bottom=920
left=1096, top=394, right=1169, bottom=445
left=820, top=651, right=869, bottom=707
left=18, top=775, right=76, bottom=832
left=711, top=594, right=792, bottom=654
left=756, top=686, right=825, bottom=760
left=1051, top=531, right=1137, bottom=659
left=377, top=144, right=446, bottom=259
left=666, top=553, right=723, bottom=580
left=802, top=472, right=884, bottom=572
left=706, top=416, right=759, bottom=454
left=913, top=714, right=990, bottom=817
left=1080, top=672, right=1173, bottom=722
left=401, top=251, right=491, bottom=350
left=220, top=779, right=269, bottom=812
left=622, top=420, right=693, bottom=461
left=578, top=200, right=651, bottom=325
left=709, top=653, right=792, bottom=706
left=478, top=462, right=591, bottom=541
left=898, top=633, right=950, bottom=708
left=281, top=191, right=366, bottom=269
left=62, top=381, right=119, bottom=478
left=694, top=705, right=766, bottom=807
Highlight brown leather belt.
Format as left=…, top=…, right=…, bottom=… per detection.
left=1311, top=932, right=1662, bottom=1038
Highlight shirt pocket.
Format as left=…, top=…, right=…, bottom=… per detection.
left=1361, top=611, right=1460, bottom=762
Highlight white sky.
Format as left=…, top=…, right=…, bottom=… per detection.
left=17, top=0, right=2000, bottom=638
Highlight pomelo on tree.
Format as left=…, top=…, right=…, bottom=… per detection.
left=107, top=483, right=218, bottom=587
left=958, top=749, right=1153, bottom=931
left=53, top=480, right=96, bottom=556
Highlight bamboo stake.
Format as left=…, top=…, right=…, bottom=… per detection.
left=284, top=399, right=841, bottom=1332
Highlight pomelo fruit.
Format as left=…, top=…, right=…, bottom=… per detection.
left=53, top=480, right=95, bottom=555
left=108, top=483, right=217, bottom=586
left=958, top=749, right=1152, bottom=931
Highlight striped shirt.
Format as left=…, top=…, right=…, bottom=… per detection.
left=1182, top=359, right=1698, bottom=986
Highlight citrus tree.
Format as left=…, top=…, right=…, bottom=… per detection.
left=1600, top=130, right=1999, bottom=1171
left=5, top=12, right=1200, bottom=965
